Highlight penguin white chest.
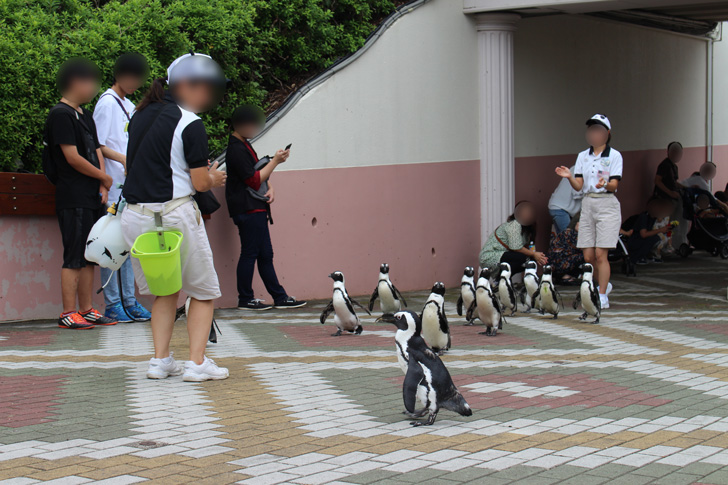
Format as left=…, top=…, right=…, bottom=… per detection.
left=333, top=292, right=358, bottom=330
left=475, top=288, right=497, bottom=326
left=524, top=276, right=538, bottom=305
left=421, top=303, right=448, bottom=349
left=395, top=335, right=409, bottom=374
left=378, top=281, right=399, bottom=313
left=499, top=280, right=514, bottom=308
left=540, top=284, right=558, bottom=313
left=462, top=286, right=475, bottom=310
left=581, top=282, right=599, bottom=316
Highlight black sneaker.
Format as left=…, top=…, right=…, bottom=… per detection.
left=636, top=258, right=649, bottom=265
left=274, top=297, right=308, bottom=309
left=80, top=308, right=118, bottom=326
left=238, top=299, right=273, bottom=311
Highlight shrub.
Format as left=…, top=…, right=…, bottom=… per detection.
left=0, top=0, right=395, bottom=172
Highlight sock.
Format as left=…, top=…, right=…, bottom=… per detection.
left=61, top=311, right=75, bottom=317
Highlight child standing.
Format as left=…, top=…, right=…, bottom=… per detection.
left=93, top=53, right=151, bottom=323
left=225, top=105, right=306, bottom=310
left=555, top=114, right=623, bottom=310
left=45, top=59, right=117, bottom=329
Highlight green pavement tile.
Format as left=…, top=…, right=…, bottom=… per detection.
left=631, top=463, right=680, bottom=478
left=464, top=478, right=510, bottom=485
left=434, top=466, right=492, bottom=482
left=509, top=475, right=560, bottom=485
left=678, top=462, right=723, bottom=477
left=391, top=468, right=450, bottom=483
left=560, top=475, right=610, bottom=485
left=702, top=469, right=728, bottom=484
left=342, top=470, right=403, bottom=484
left=655, top=473, right=706, bottom=485
left=486, top=465, right=542, bottom=481
left=601, top=474, right=654, bottom=485
left=583, top=464, right=633, bottom=479
left=537, top=465, right=584, bottom=480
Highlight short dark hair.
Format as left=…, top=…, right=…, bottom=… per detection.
left=667, top=141, right=683, bottom=151
left=113, top=52, right=149, bottom=81
left=231, top=105, right=265, bottom=129
left=56, top=58, right=100, bottom=94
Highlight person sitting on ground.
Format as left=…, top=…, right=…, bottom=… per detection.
left=547, top=212, right=584, bottom=284
left=627, top=197, right=673, bottom=265
left=548, top=165, right=583, bottom=233
left=479, top=200, right=547, bottom=275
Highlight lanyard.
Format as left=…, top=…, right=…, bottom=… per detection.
left=100, top=93, right=131, bottom=122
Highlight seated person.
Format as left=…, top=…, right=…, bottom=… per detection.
left=681, top=162, right=716, bottom=192
left=547, top=165, right=582, bottom=233
left=696, top=193, right=724, bottom=219
left=547, top=213, right=584, bottom=284
left=627, top=198, right=673, bottom=265
left=479, top=200, right=547, bottom=274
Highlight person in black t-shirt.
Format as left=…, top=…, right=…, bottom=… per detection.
left=654, top=141, right=683, bottom=201
left=226, top=105, right=306, bottom=311
left=627, top=198, right=673, bottom=265
left=46, top=59, right=117, bottom=330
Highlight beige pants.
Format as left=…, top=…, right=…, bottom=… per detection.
left=577, top=196, right=621, bottom=249
left=121, top=199, right=221, bottom=301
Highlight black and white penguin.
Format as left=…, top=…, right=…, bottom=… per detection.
left=320, top=271, right=371, bottom=336
left=421, top=282, right=451, bottom=354
left=368, top=263, right=407, bottom=314
left=519, top=261, right=540, bottom=313
left=537, top=265, right=562, bottom=319
left=376, top=310, right=420, bottom=374
left=573, top=263, right=601, bottom=324
left=498, top=262, right=517, bottom=316
left=456, top=267, right=477, bottom=325
left=381, top=310, right=472, bottom=426
left=466, top=268, right=504, bottom=336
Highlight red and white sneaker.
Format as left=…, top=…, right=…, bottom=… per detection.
left=58, top=312, right=95, bottom=330
left=80, top=308, right=118, bottom=326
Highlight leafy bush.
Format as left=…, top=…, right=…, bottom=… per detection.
left=0, top=0, right=396, bottom=172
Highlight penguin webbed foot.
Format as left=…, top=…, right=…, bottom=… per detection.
left=590, top=317, right=600, bottom=325
left=331, top=329, right=342, bottom=337
left=552, top=313, right=558, bottom=319
left=478, top=327, right=497, bottom=337
left=579, top=312, right=587, bottom=321
left=354, top=325, right=363, bottom=335
left=410, top=411, right=438, bottom=426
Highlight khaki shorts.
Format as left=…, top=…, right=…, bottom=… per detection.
left=121, top=199, right=222, bottom=300
left=577, top=195, right=622, bottom=249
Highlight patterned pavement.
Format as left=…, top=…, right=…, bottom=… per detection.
left=2, top=254, right=728, bottom=484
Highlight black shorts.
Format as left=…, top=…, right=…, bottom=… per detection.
left=57, top=207, right=102, bottom=269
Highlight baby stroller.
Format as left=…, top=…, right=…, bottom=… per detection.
left=608, top=214, right=637, bottom=277
left=679, top=188, right=728, bottom=259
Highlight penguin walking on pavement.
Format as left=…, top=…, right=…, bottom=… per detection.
left=320, top=271, right=371, bottom=336
left=456, top=267, right=477, bottom=325
left=421, top=282, right=451, bottom=354
left=536, top=265, right=562, bottom=319
left=380, top=311, right=472, bottom=426
left=498, top=262, right=517, bottom=316
left=519, top=261, right=540, bottom=313
left=376, top=310, right=420, bottom=374
left=573, top=263, right=601, bottom=324
left=368, top=263, right=407, bottom=314
left=466, top=268, right=504, bottom=336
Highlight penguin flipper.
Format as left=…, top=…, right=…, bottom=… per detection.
left=403, top=361, right=425, bottom=414
left=392, top=285, right=407, bottom=307
left=350, top=297, right=372, bottom=316
left=320, top=301, right=334, bottom=324
left=573, top=291, right=582, bottom=310
left=465, top=301, right=477, bottom=322
left=174, top=305, right=186, bottom=322
left=368, top=287, right=378, bottom=312
left=456, top=295, right=463, bottom=316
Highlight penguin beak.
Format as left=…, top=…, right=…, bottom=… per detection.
left=328, top=273, right=335, bottom=279
left=375, top=313, right=396, bottom=324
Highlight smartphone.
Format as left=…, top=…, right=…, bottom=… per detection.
left=285, top=143, right=292, bottom=150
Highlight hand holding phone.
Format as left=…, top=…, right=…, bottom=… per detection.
left=285, top=143, right=292, bottom=150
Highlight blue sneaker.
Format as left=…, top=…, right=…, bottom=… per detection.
left=105, top=302, right=134, bottom=323
left=125, top=301, right=152, bottom=322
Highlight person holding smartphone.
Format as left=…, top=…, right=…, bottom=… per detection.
left=225, top=105, right=307, bottom=311
left=555, top=114, right=622, bottom=309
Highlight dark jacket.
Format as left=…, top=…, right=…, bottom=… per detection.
left=225, top=135, right=269, bottom=218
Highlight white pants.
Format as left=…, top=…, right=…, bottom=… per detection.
left=121, top=199, right=221, bottom=301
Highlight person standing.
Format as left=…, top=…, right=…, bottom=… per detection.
left=93, top=53, right=151, bottom=323
left=653, top=141, right=684, bottom=251
left=548, top=165, right=582, bottom=233
left=225, top=105, right=307, bottom=311
left=555, top=114, right=622, bottom=310
left=121, top=53, right=228, bottom=381
left=44, top=59, right=118, bottom=329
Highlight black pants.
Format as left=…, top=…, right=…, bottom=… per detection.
left=57, top=207, right=102, bottom=269
left=500, top=250, right=529, bottom=274
left=233, top=212, right=287, bottom=305
left=627, top=235, right=659, bottom=263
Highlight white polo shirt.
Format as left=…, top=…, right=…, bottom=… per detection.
left=93, top=88, right=135, bottom=203
left=574, top=145, right=623, bottom=194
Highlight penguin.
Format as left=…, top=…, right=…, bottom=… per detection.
left=573, top=263, right=601, bottom=324
left=420, top=282, right=451, bottom=354
left=368, top=263, right=407, bottom=314
left=498, top=262, right=517, bottom=316
left=456, top=267, right=477, bottom=325
left=376, top=310, right=420, bottom=374
left=380, top=310, right=472, bottom=426
left=466, top=267, right=504, bottom=336
left=519, top=261, right=540, bottom=313
left=320, top=271, right=371, bottom=336
left=536, top=265, right=562, bottom=319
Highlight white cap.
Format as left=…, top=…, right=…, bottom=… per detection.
left=586, top=113, right=611, bottom=130
left=166, top=53, right=225, bottom=86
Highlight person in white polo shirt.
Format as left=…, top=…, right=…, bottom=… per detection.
left=555, top=114, right=622, bottom=310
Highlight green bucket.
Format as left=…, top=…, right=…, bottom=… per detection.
left=131, top=231, right=184, bottom=296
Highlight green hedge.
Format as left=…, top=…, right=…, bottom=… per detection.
left=0, top=0, right=395, bottom=172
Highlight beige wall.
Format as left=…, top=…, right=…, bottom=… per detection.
left=254, top=0, right=480, bottom=170
left=712, top=24, right=728, bottom=148
left=514, top=14, right=710, bottom=158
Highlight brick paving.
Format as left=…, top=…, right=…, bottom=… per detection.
left=1, top=254, right=728, bottom=484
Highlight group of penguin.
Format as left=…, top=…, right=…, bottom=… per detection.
left=317, top=261, right=600, bottom=426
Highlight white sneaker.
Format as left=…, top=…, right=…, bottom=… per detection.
left=183, top=356, right=229, bottom=382
left=147, top=352, right=183, bottom=379
left=605, top=282, right=613, bottom=296
left=600, top=294, right=610, bottom=309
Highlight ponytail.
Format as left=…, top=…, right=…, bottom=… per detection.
left=136, top=77, right=166, bottom=112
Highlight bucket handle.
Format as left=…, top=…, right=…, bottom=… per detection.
left=154, top=211, right=166, bottom=251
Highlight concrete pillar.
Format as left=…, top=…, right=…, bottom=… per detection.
left=474, top=13, right=520, bottom=243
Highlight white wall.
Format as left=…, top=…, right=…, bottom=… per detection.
left=711, top=23, right=728, bottom=148
left=514, top=14, right=709, bottom=157
left=254, top=0, right=481, bottom=170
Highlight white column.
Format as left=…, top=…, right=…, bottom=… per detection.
left=474, top=13, right=519, bottom=244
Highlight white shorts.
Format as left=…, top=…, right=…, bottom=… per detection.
left=577, top=195, right=622, bottom=249
left=121, top=199, right=221, bottom=300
